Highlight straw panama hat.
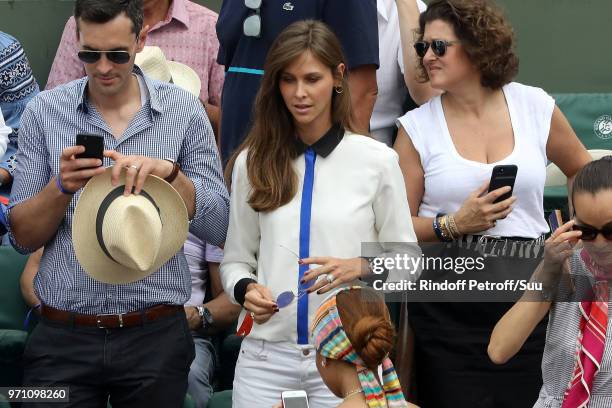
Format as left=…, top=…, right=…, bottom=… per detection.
left=135, top=46, right=201, bottom=97
left=73, top=167, right=188, bottom=284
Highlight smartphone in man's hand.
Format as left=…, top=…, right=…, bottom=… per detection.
left=75, top=134, right=104, bottom=162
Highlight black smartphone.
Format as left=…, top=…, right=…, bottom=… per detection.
left=488, top=164, right=517, bottom=203
left=75, top=133, right=104, bottom=161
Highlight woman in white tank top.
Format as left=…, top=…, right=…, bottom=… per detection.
left=393, top=0, right=590, bottom=407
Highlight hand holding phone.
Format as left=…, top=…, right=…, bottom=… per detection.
left=75, top=133, right=104, bottom=162
left=454, top=169, right=517, bottom=235
left=58, top=142, right=106, bottom=194
left=488, top=164, right=517, bottom=204
left=281, top=390, right=309, bottom=408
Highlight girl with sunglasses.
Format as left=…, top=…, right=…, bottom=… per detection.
left=393, top=0, right=590, bottom=406
left=490, top=156, right=612, bottom=408
left=221, top=20, right=418, bottom=408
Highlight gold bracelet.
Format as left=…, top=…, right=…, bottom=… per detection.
left=444, top=215, right=457, bottom=240
left=439, top=215, right=453, bottom=241
left=447, top=214, right=461, bottom=239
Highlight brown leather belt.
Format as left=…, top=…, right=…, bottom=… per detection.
left=41, top=304, right=183, bottom=329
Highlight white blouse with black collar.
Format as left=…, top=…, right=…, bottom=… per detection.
left=220, top=129, right=419, bottom=344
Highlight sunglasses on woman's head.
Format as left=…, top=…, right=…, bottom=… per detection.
left=77, top=50, right=132, bottom=64
left=572, top=223, right=612, bottom=241
left=414, top=39, right=460, bottom=58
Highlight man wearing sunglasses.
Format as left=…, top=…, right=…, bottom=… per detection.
left=216, top=0, right=380, bottom=164
left=6, top=0, right=229, bottom=406
left=46, top=0, right=224, bottom=137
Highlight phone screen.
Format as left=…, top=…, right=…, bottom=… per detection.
left=75, top=133, right=104, bottom=161
left=282, top=396, right=309, bottom=408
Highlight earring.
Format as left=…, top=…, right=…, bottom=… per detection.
left=321, top=358, right=327, bottom=367
left=334, top=86, right=343, bottom=94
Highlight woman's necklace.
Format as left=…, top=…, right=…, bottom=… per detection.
left=343, top=388, right=363, bottom=400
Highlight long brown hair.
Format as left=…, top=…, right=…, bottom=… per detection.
left=336, top=288, right=396, bottom=371
left=225, top=20, right=354, bottom=212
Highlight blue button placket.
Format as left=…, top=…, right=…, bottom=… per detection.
left=297, top=148, right=316, bottom=344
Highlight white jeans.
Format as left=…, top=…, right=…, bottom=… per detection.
left=232, top=338, right=342, bottom=408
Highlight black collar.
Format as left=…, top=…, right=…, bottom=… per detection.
left=294, top=123, right=344, bottom=158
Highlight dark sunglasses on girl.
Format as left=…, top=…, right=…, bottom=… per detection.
left=572, top=222, right=612, bottom=241
left=77, top=50, right=132, bottom=64
left=414, top=39, right=460, bottom=58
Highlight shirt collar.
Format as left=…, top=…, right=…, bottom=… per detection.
left=166, top=0, right=190, bottom=28
left=377, top=0, right=393, bottom=22
left=77, top=65, right=163, bottom=114
left=295, top=123, right=344, bottom=158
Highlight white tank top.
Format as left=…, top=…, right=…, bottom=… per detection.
left=397, top=82, right=554, bottom=239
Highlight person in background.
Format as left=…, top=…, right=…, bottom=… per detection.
left=183, top=240, right=241, bottom=408
left=221, top=20, right=418, bottom=408
left=216, top=0, right=379, bottom=163
left=393, top=0, right=591, bottom=406
left=0, top=31, right=40, bottom=198
left=135, top=46, right=241, bottom=408
left=490, top=156, right=612, bottom=408
left=371, top=0, right=438, bottom=146
left=311, top=286, right=417, bottom=408
left=46, top=0, right=224, bottom=136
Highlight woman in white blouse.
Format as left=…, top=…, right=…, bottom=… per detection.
left=220, top=20, right=418, bottom=408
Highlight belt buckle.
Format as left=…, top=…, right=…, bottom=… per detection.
left=95, top=313, right=124, bottom=328
left=480, top=234, right=503, bottom=241
left=478, top=235, right=504, bottom=258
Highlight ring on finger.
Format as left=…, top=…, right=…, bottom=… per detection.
left=326, top=274, right=335, bottom=284
left=127, top=164, right=139, bottom=171
left=250, top=311, right=255, bottom=319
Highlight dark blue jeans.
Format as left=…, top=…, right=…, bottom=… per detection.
left=22, top=310, right=195, bottom=408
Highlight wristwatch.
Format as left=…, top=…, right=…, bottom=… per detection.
left=196, top=305, right=214, bottom=330
left=163, top=158, right=181, bottom=184
left=360, top=256, right=379, bottom=275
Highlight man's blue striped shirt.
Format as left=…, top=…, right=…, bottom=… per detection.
left=7, top=68, right=229, bottom=314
